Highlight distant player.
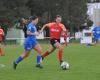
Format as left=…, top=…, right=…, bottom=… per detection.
left=13, top=16, right=43, bottom=70
left=0, top=25, right=4, bottom=56
left=40, top=15, right=67, bottom=65
left=93, top=23, right=100, bottom=44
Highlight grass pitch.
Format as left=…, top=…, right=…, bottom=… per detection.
left=0, top=44, right=100, bottom=80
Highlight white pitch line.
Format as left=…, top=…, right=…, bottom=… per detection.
left=0, top=64, right=5, bottom=68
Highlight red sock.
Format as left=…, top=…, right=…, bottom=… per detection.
left=42, top=51, right=49, bottom=58
left=0, top=48, right=2, bottom=56
left=59, top=50, right=63, bottom=62
left=0, top=48, right=4, bottom=56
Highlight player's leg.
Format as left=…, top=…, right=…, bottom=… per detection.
left=15, top=50, right=31, bottom=63
left=96, top=39, right=100, bottom=44
left=94, top=38, right=99, bottom=45
left=58, top=45, right=63, bottom=64
left=43, top=39, right=63, bottom=64
left=42, top=39, right=56, bottom=59
left=0, top=42, right=2, bottom=56
left=65, top=37, right=69, bottom=46
left=42, top=45, right=56, bottom=59
left=33, top=44, right=43, bottom=68
left=54, top=41, right=63, bottom=64
left=13, top=50, right=31, bottom=70
left=13, top=43, right=32, bottom=70
left=0, top=41, right=4, bottom=56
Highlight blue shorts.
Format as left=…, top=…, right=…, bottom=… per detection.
left=94, top=38, right=100, bottom=43
left=24, top=40, right=38, bottom=51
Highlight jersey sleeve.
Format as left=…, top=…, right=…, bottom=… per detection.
left=47, top=23, right=54, bottom=28
left=27, top=25, right=32, bottom=32
left=0, top=29, right=4, bottom=35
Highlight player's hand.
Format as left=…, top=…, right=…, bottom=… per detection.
left=35, top=32, right=40, bottom=36
left=39, top=30, right=42, bottom=33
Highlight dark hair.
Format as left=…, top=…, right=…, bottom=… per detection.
left=31, top=16, right=38, bottom=20
left=56, top=15, right=62, bottom=18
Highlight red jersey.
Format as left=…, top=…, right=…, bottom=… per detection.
left=0, top=29, right=4, bottom=41
left=48, top=22, right=66, bottom=39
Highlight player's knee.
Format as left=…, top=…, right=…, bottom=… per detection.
left=59, top=46, right=63, bottom=51
left=22, top=51, right=30, bottom=58
left=23, top=54, right=29, bottom=58
left=35, top=45, right=42, bottom=54
left=38, top=48, right=42, bottom=53
left=48, top=48, right=55, bottom=54
left=24, top=55, right=29, bottom=58
left=47, top=50, right=51, bottom=54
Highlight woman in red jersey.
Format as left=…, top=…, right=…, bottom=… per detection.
left=40, top=15, right=67, bottom=64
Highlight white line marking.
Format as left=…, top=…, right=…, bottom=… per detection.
left=0, top=64, right=5, bottom=68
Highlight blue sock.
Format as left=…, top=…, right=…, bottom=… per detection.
left=15, top=56, right=23, bottom=64
left=37, top=55, right=42, bottom=64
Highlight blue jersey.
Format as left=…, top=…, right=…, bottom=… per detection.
left=26, top=22, right=37, bottom=41
left=24, top=22, right=38, bottom=50
left=93, top=27, right=100, bottom=39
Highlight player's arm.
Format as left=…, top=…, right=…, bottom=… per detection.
left=61, top=24, right=67, bottom=35
left=2, top=30, right=4, bottom=36
left=27, top=31, right=39, bottom=36
left=40, top=23, right=50, bottom=33
left=62, top=25, right=67, bottom=32
left=27, top=26, right=39, bottom=36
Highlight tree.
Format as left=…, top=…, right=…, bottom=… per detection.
left=66, top=0, right=88, bottom=31
left=26, top=0, right=46, bottom=16
left=0, top=0, right=89, bottom=32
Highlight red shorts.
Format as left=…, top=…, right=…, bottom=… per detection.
left=0, top=41, right=2, bottom=43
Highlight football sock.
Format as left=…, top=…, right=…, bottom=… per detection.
left=0, top=48, right=4, bottom=56
left=37, top=55, right=42, bottom=64
left=0, top=48, right=1, bottom=56
left=15, top=56, right=23, bottom=64
left=59, top=50, right=63, bottom=62
left=42, top=51, right=49, bottom=58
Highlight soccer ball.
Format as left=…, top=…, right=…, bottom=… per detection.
left=60, top=62, right=69, bottom=70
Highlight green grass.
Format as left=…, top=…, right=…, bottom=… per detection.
left=0, top=44, right=100, bottom=80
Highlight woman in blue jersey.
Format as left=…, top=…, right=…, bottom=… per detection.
left=13, top=16, right=43, bottom=69
left=93, top=23, right=100, bottom=44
